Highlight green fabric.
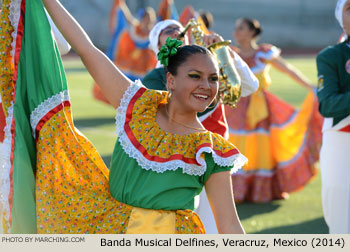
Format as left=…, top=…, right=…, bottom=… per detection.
left=143, top=67, right=167, bottom=91
left=109, top=140, right=231, bottom=210
left=157, top=37, right=183, bottom=66
left=142, top=68, right=216, bottom=117
left=316, top=41, right=350, bottom=126
left=10, top=0, right=68, bottom=233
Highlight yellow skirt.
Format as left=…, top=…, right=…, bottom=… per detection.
left=35, top=106, right=205, bottom=234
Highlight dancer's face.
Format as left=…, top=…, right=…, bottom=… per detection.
left=233, top=20, right=254, bottom=45
left=167, top=53, right=219, bottom=113
left=158, top=24, right=185, bottom=48
left=343, top=1, right=350, bottom=35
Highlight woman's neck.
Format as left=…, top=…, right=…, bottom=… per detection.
left=156, top=102, right=206, bottom=135
left=238, top=39, right=258, bottom=57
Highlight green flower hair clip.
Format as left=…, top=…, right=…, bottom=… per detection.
left=157, top=37, right=183, bottom=66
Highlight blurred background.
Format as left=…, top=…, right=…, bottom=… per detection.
left=0, top=0, right=336, bottom=234
left=58, top=0, right=341, bottom=51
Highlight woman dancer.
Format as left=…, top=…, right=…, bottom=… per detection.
left=143, top=18, right=258, bottom=233
left=226, top=18, right=323, bottom=203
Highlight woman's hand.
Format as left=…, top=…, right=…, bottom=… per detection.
left=203, top=33, right=224, bottom=46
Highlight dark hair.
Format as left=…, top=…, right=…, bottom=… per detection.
left=198, top=10, right=214, bottom=30
left=241, top=18, right=262, bottom=38
left=164, top=45, right=214, bottom=75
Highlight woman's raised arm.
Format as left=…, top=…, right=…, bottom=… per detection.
left=270, top=56, right=314, bottom=91
left=43, top=0, right=132, bottom=108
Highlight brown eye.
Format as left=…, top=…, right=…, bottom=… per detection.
left=188, top=73, right=200, bottom=79
left=209, top=76, right=219, bottom=82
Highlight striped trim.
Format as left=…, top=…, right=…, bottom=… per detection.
left=116, top=81, right=247, bottom=176
left=228, top=111, right=298, bottom=135
left=30, top=90, right=70, bottom=138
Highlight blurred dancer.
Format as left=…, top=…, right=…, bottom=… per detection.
left=93, top=0, right=157, bottom=104
left=316, top=0, right=350, bottom=234
left=226, top=18, right=323, bottom=203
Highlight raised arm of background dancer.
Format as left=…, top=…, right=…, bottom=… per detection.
left=43, top=0, right=132, bottom=109
left=109, top=0, right=137, bottom=35
left=119, top=0, right=138, bottom=26
left=229, top=48, right=259, bottom=97
left=109, top=0, right=119, bottom=35
left=205, top=171, right=245, bottom=234
left=270, top=56, right=314, bottom=90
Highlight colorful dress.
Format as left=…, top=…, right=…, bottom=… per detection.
left=225, top=44, right=323, bottom=203
left=92, top=4, right=157, bottom=105
left=35, top=81, right=247, bottom=234
left=0, top=0, right=247, bottom=234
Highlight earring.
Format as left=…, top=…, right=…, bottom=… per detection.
left=167, top=90, right=172, bottom=104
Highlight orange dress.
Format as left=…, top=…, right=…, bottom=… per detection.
left=225, top=44, right=323, bottom=203
left=92, top=6, right=157, bottom=105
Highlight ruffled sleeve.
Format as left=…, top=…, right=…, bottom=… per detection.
left=115, top=80, right=247, bottom=177
left=256, top=43, right=281, bottom=62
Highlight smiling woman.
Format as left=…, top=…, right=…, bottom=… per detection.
left=156, top=43, right=219, bottom=135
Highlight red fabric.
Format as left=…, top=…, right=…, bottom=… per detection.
left=157, top=0, right=172, bottom=20
left=35, top=101, right=71, bottom=142
left=179, top=5, right=195, bottom=26
left=201, top=104, right=229, bottom=139
left=339, top=124, right=350, bottom=132
left=0, top=103, right=5, bottom=142
left=9, top=0, right=26, bottom=227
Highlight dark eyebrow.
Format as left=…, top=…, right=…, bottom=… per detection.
left=188, top=69, right=218, bottom=76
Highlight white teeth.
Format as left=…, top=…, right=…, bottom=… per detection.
left=194, top=94, right=209, bottom=99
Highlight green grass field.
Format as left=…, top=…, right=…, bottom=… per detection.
left=62, top=54, right=328, bottom=234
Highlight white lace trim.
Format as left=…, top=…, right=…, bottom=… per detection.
left=196, top=147, right=248, bottom=174
left=115, top=79, right=143, bottom=136
left=9, top=0, right=22, bottom=62
left=0, top=103, right=14, bottom=234
left=0, top=0, right=21, bottom=234
left=115, top=81, right=247, bottom=176
left=30, top=90, right=70, bottom=138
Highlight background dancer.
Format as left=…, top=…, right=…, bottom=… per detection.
left=226, top=17, right=323, bottom=203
